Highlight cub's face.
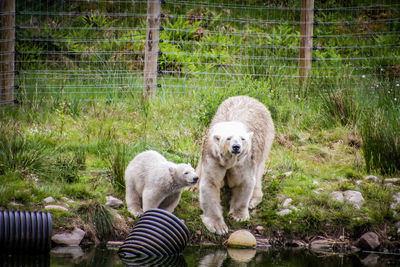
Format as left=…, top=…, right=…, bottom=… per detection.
left=171, top=164, right=199, bottom=186
left=213, top=132, right=253, bottom=156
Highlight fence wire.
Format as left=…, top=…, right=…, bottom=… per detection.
left=0, top=0, right=399, bottom=105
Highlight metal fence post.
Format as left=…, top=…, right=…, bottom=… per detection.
left=299, top=0, right=314, bottom=86
left=1, top=0, right=15, bottom=104
left=143, top=0, right=161, bottom=99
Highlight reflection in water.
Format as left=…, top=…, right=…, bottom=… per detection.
left=12, top=245, right=397, bottom=266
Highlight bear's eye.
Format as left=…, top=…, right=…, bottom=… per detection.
left=184, top=171, right=189, bottom=175
left=227, top=137, right=232, bottom=141
left=241, top=137, right=245, bottom=141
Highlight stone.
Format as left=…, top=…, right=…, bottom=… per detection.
left=226, top=230, right=257, bottom=248
left=106, top=195, right=124, bottom=209
left=312, top=180, right=319, bottom=186
left=255, top=225, right=265, bottom=235
left=282, top=198, right=292, bottom=207
left=391, top=192, right=400, bottom=209
left=277, top=209, right=292, bottom=216
left=227, top=248, right=256, bottom=262
left=331, top=191, right=344, bottom=203
left=284, top=171, right=292, bottom=177
left=52, top=228, right=86, bottom=246
left=310, top=239, right=333, bottom=250
left=343, top=190, right=364, bottom=209
left=44, top=196, right=55, bottom=203
left=356, top=232, right=380, bottom=250
left=45, top=205, right=68, bottom=211
left=62, top=197, right=75, bottom=203
left=365, top=175, right=379, bottom=183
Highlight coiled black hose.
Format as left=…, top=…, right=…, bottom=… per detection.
left=0, top=210, right=52, bottom=252
left=118, top=209, right=190, bottom=258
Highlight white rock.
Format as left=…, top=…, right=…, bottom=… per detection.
left=52, top=228, right=85, bottom=246
left=226, top=230, right=257, bottom=248
left=312, top=181, right=319, bottom=186
left=45, top=205, right=68, bottom=211
left=106, top=195, right=124, bottom=209
left=277, top=209, right=292, bottom=216
left=331, top=191, right=344, bottom=202
left=391, top=192, right=400, bottom=209
left=343, top=190, right=364, bottom=209
left=44, top=197, right=55, bottom=203
left=365, top=175, right=379, bottom=183
left=284, top=171, right=293, bottom=177
left=282, top=198, right=292, bottom=207
left=62, top=197, right=75, bottom=203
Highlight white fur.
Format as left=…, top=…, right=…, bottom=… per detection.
left=125, top=150, right=198, bottom=217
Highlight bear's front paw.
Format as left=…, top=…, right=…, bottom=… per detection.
left=201, top=215, right=228, bottom=235
left=229, top=209, right=250, bottom=222
left=128, top=208, right=143, bottom=218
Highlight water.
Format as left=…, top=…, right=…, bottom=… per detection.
left=2, top=245, right=400, bottom=266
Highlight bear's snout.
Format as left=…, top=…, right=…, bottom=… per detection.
left=192, top=176, right=199, bottom=184
left=232, top=144, right=241, bottom=154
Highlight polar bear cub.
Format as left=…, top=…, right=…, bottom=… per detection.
left=125, top=150, right=198, bottom=217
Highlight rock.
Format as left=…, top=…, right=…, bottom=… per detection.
left=106, top=195, right=124, bottom=209
left=331, top=190, right=364, bottom=209
left=284, top=171, right=292, bottom=177
left=51, top=246, right=84, bottom=259
left=384, top=178, right=400, bottom=184
left=331, top=191, right=344, bottom=202
left=312, top=180, right=319, bottom=186
left=391, top=192, right=400, bottom=209
left=52, top=228, right=86, bottom=246
left=365, top=175, right=379, bottom=183
left=343, top=190, right=364, bottom=209
left=356, top=232, right=380, bottom=250
left=277, top=209, right=292, bottom=216
left=255, top=225, right=265, bottom=235
left=226, top=230, right=257, bottom=248
left=285, top=240, right=307, bottom=247
left=44, top=196, right=55, bottom=203
left=310, top=239, right=333, bottom=250
left=227, top=248, right=256, bottom=262
left=282, top=198, right=292, bottom=207
left=62, top=197, right=75, bottom=203
left=45, top=205, right=68, bottom=211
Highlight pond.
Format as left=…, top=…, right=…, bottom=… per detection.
left=2, top=245, right=400, bottom=266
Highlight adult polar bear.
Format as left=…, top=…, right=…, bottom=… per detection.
left=198, top=95, right=274, bottom=235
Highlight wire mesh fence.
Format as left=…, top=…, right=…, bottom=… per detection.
left=1, top=0, right=399, bottom=105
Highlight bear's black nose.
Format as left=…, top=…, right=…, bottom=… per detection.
left=192, top=177, right=199, bottom=184
left=232, top=144, right=241, bottom=154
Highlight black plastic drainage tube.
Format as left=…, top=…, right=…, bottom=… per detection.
left=118, top=208, right=190, bottom=258
left=0, top=210, right=52, bottom=252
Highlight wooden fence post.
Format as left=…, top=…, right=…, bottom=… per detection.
left=1, top=0, right=15, bottom=104
left=143, top=0, right=161, bottom=99
left=299, top=0, right=314, bottom=86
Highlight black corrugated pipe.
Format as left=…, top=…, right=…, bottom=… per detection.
left=0, top=210, right=52, bottom=252
left=118, top=208, right=190, bottom=258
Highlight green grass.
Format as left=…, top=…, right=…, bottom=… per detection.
left=2, top=0, right=399, bottom=243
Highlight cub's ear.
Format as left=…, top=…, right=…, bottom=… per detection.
left=169, top=166, right=177, bottom=177
left=213, top=135, right=221, bottom=143
left=247, top=132, right=254, bottom=140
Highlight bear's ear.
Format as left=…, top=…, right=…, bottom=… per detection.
left=213, top=135, right=221, bottom=143
left=169, top=166, right=177, bottom=177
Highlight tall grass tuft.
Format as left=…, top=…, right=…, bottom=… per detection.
left=360, top=101, right=400, bottom=175
left=0, top=125, right=50, bottom=177
left=106, top=143, right=127, bottom=193
left=77, top=200, right=115, bottom=241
